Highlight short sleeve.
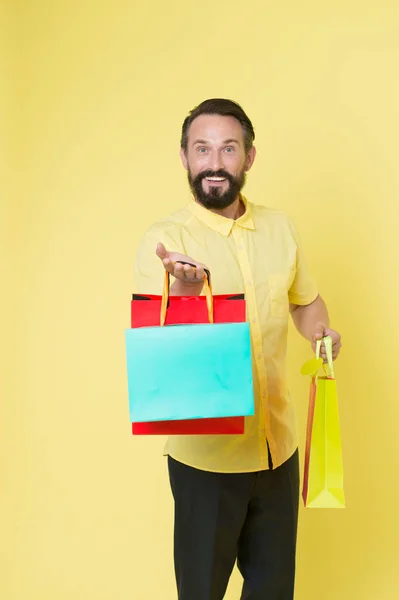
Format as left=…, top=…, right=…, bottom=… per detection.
left=287, top=219, right=319, bottom=306
left=134, top=222, right=184, bottom=295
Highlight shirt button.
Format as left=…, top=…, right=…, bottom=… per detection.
left=252, top=318, right=257, bottom=323
left=257, top=353, right=262, bottom=359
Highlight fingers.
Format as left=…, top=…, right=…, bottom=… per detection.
left=312, top=336, right=342, bottom=362
left=160, top=258, right=189, bottom=280
left=185, top=263, right=205, bottom=281
left=161, top=260, right=205, bottom=283
left=312, top=321, right=326, bottom=343
left=331, top=339, right=342, bottom=361
left=156, top=242, right=168, bottom=260
left=175, top=262, right=205, bottom=282
left=174, top=262, right=195, bottom=280
left=325, top=328, right=342, bottom=361
left=163, top=259, right=204, bottom=282
left=161, top=256, right=175, bottom=276
left=156, top=243, right=206, bottom=284
left=312, top=339, right=327, bottom=359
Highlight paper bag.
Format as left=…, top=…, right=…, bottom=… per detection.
left=301, top=336, right=345, bottom=508
left=126, top=263, right=254, bottom=434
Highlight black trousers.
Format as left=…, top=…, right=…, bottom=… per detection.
left=168, top=449, right=299, bottom=600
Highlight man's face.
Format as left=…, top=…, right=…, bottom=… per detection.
left=181, top=114, right=256, bottom=210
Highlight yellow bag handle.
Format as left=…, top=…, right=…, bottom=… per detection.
left=160, top=261, right=214, bottom=326
left=316, top=335, right=335, bottom=379
left=300, top=335, right=334, bottom=378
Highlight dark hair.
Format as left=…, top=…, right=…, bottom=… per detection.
left=180, top=98, right=255, bottom=153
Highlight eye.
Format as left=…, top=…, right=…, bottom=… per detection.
left=197, top=147, right=207, bottom=154
left=224, top=146, right=235, bottom=153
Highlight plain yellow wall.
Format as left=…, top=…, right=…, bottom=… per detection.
left=3, top=1, right=399, bottom=598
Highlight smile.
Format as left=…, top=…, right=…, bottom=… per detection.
left=205, top=177, right=226, bottom=182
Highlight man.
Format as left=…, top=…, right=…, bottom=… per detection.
left=134, top=98, right=341, bottom=600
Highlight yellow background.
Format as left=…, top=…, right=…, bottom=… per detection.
left=3, top=1, right=399, bottom=598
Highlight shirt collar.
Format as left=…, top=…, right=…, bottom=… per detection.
left=188, top=195, right=255, bottom=237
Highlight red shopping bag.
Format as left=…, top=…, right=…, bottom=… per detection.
left=131, top=263, right=247, bottom=435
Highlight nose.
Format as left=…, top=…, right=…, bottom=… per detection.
left=209, top=150, right=224, bottom=172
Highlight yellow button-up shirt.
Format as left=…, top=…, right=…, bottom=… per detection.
left=134, top=196, right=318, bottom=472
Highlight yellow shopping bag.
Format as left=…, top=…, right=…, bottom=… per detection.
left=301, top=336, right=345, bottom=508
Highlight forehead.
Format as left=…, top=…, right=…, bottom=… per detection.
left=187, top=114, right=245, bottom=145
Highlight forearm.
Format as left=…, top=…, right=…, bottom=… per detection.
left=290, top=295, right=329, bottom=341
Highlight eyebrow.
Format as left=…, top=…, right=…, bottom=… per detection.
left=192, top=138, right=240, bottom=146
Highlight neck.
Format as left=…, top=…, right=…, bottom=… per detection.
left=196, top=196, right=245, bottom=220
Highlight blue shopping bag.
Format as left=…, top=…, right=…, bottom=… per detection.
left=125, top=265, right=255, bottom=423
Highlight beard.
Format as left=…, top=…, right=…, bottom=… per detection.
left=187, top=167, right=246, bottom=210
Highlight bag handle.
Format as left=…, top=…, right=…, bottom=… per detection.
left=300, top=335, right=335, bottom=378
left=316, top=335, right=335, bottom=379
left=160, top=261, right=214, bottom=326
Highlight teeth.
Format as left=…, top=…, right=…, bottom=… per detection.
left=206, top=177, right=225, bottom=181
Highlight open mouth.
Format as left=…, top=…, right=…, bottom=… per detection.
left=205, top=177, right=227, bottom=183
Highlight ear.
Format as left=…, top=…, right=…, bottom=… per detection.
left=245, top=146, right=257, bottom=172
left=180, top=147, right=189, bottom=170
